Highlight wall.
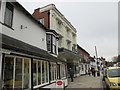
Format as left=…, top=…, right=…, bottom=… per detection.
left=1, top=2, right=47, bottom=50
left=32, top=9, right=49, bottom=29
left=50, top=9, right=77, bottom=51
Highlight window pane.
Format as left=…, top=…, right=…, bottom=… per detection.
left=42, top=61, right=45, bottom=83
left=24, top=59, right=30, bottom=88
left=54, top=64, right=57, bottom=80
left=38, top=61, right=41, bottom=85
left=46, top=35, right=51, bottom=52
left=15, top=58, right=22, bottom=88
left=2, top=56, right=14, bottom=88
left=46, top=62, right=48, bottom=82
left=53, top=36, right=56, bottom=45
left=33, top=60, right=37, bottom=86
left=52, top=64, right=54, bottom=80
left=4, top=2, right=13, bottom=27
left=57, top=64, right=60, bottom=79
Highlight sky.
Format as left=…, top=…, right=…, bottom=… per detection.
left=17, top=0, right=119, bottom=61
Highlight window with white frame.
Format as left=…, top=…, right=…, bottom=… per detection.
left=56, top=19, right=62, bottom=29
left=4, top=2, right=14, bottom=27
left=60, top=64, right=66, bottom=79
left=2, top=55, right=49, bottom=89
left=53, top=36, right=57, bottom=54
left=46, top=34, right=52, bottom=52
left=50, top=63, right=57, bottom=81
left=58, top=37, right=62, bottom=47
left=33, top=60, right=49, bottom=86
left=72, top=44, right=76, bottom=52
left=38, top=18, right=44, bottom=25
left=46, top=34, right=57, bottom=54
left=66, top=27, right=70, bottom=37
left=66, top=41, right=71, bottom=50
left=2, top=55, right=31, bottom=89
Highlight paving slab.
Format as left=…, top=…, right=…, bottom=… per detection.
left=66, top=75, right=103, bottom=89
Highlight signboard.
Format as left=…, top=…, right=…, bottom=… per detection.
left=57, top=81, right=63, bottom=86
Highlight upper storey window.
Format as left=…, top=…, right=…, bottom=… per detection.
left=39, top=18, right=44, bottom=25
left=4, top=2, right=14, bottom=27
left=46, top=34, right=57, bottom=54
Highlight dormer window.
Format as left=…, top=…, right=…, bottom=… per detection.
left=38, top=18, right=44, bottom=25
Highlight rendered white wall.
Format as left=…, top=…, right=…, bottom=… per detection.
left=50, top=10, right=77, bottom=51
left=1, top=2, right=47, bottom=50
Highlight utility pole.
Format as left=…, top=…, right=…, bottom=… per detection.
left=95, top=46, right=98, bottom=58
left=95, top=46, right=99, bottom=70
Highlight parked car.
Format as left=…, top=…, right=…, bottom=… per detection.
left=103, top=67, right=120, bottom=89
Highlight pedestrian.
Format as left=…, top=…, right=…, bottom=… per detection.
left=88, top=68, right=91, bottom=76
left=69, top=68, right=74, bottom=82
left=91, top=67, right=94, bottom=76
left=92, top=68, right=96, bottom=77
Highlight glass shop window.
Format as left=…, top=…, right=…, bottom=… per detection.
left=2, top=56, right=14, bottom=88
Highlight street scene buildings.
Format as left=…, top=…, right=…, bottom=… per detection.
left=0, top=0, right=119, bottom=90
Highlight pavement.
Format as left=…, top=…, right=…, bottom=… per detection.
left=66, top=74, right=103, bottom=89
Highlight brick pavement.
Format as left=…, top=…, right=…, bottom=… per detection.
left=66, top=75, right=103, bottom=89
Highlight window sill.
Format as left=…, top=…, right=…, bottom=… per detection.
left=47, top=51, right=57, bottom=55
left=2, top=23, right=14, bottom=30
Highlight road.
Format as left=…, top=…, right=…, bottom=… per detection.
left=66, top=74, right=103, bottom=89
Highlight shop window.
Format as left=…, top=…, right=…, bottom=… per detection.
left=57, top=64, right=60, bottom=79
left=60, top=64, right=66, bottom=78
left=2, top=56, right=14, bottom=88
left=50, top=63, right=57, bottom=81
left=14, top=58, right=22, bottom=88
left=45, top=62, right=49, bottom=82
left=42, top=61, right=45, bottom=83
left=2, top=56, right=31, bottom=89
left=33, top=60, right=37, bottom=86
left=38, top=61, right=41, bottom=84
left=33, top=60, right=49, bottom=87
left=24, top=59, right=30, bottom=89
left=4, top=2, right=14, bottom=27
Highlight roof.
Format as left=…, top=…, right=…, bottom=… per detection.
left=77, top=44, right=90, bottom=55
left=1, top=33, right=66, bottom=63
left=11, top=1, right=47, bottom=31
left=35, top=4, right=77, bottom=33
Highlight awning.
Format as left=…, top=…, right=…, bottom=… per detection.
left=0, top=33, right=66, bottom=63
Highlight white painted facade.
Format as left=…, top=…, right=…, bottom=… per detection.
left=1, top=1, right=47, bottom=50
left=40, top=4, right=77, bottom=51
left=0, top=1, right=68, bottom=89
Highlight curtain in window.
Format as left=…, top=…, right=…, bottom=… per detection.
left=4, top=3, right=13, bottom=27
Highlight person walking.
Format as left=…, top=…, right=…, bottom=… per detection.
left=69, top=68, right=74, bottom=82
left=88, top=68, right=91, bottom=76
left=91, top=67, right=94, bottom=76
left=92, top=68, right=96, bottom=77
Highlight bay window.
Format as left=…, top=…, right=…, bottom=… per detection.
left=46, top=34, right=57, bottom=54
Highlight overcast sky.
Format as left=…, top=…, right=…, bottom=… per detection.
left=17, top=0, right=119, bottom=61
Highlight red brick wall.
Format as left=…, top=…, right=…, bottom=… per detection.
left=77, top=48, right=90, bottom=58
left=32, top=9, right=50, bottom=29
